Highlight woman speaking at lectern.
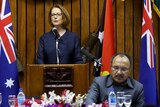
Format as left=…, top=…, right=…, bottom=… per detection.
left=36, top=4, right=83, bottom=64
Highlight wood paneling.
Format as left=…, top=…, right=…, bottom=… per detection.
left=133, top=0, right=142, bottom=79
left=125, top=0, right=133, bottom=77
left=27, top=0, right=36, bottom=64
left=9, top=0, right=160, bottom=98
left=17, top=0, right=27, bottom=91
left=116, top=0, right=125, bottom=52
left=90, top=0, right=99, bottom=33
left=72, top=0, right=80, bottom=36
left=81, top=0, right=89, bottom=45
left=45, top=1, right=53, bottom=32
left=36, top=0, right=45, bottom=50
left=63, top=0, right=71, bottom=30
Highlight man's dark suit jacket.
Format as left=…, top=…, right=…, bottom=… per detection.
left=85, top=75, right=144, bottom=107
left=36, top=29, right=83, bottom=64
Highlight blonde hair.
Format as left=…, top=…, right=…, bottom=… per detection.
left=49, top=4, right=70, bottom=28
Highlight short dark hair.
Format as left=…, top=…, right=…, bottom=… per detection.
left=111, top=53, right=132, bottom=68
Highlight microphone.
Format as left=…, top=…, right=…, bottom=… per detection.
left=81, top=47, right=102, bottom=66
left=81, top=47, right=96, bottom=61
left=52, top=27, right=60, bottom=39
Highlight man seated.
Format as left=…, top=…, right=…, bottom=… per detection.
left=85, top=53, right=144, bottom=107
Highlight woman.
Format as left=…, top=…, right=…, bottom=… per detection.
left=36, top=4, right=83, bottom=64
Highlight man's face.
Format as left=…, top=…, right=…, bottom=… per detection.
left=111, top=55, right=130, bottom=84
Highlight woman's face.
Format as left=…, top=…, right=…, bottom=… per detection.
left=51, top=7, right=63, bottom=27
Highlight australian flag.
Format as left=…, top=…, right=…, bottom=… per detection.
left=0, top=0, right=19, bottom=106
left=139, top=0, right=158, bottom=106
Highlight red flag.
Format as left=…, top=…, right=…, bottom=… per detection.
left=101, top=0, right=115, bottom=76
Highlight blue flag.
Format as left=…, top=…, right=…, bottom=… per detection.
left=139, top=0, right=158, bottom=106
left=0, top=0, right=19, bottom=106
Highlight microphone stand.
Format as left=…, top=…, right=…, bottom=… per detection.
left=52, top=27, right=60, bottom=64
left=56, top=38, right=60, bottom=64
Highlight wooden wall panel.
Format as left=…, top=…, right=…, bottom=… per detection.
left=71, top=0, right=81, bottom=36
left=90, top=0, right=99, bottom=32
left=99, top=0, right=104, bottom=21
left=27, top=0, right=36, bottom=64
left=36, top=0, right=45, bottom=50
left=17, top=0, right=27, bottom=93
left=81, top=0, right=89, bottom=46
left=8, top=0, right=160, bottom=99
left=125, top=0, right=133, bottom=76
left=133, top=0, right=142, bottom=79
left=45, top=1, right=53, bottom=32
left=116, top=0, right=125, bottom=52
left=17, top=0, right=27, bottom=65
left=63, top=0, right=71, bottom=30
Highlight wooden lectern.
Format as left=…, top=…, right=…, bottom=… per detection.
left=26, top=64, right=89, bottom=97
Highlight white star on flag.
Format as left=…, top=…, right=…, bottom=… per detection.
left=5, top=78, right=14, bottom=88
left=98, top=31, right=104, bottom=43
